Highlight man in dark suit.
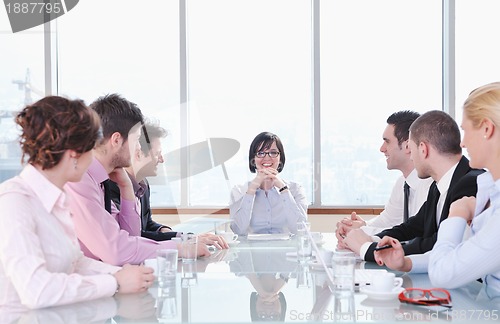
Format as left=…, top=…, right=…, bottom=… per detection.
left=109, top=122, right=178, bottom=241
left=110, top=122, right=228, bottom=246
left=110, top=178, right=178, bottom=241
left=341, top=110, right=484, bottom=272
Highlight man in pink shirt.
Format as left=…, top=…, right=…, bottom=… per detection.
left=66, top=94, right=214, bottom=265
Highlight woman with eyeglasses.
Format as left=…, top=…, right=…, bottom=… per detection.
left=427, top=82, right=500, bottom=294
left=0, top=96, right=153, bottom=309
left=229, top=132, right=308, bottom=235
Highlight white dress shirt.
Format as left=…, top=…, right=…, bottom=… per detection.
left=362, top=169, right=433, bottom=235
left=0, top=165, right=119, bottom=309
left=229, top=181, right=308, bottom=235
left=429, top=172, right=500, bottom=294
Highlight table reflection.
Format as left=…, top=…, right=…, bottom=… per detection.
left=3, top=234, right=500, bottom=323
left=0, top=297, right=117, bottom=324
left=229, top=248, right=298, bottom=322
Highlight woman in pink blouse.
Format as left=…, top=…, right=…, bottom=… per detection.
left=0, top=96, right=154, bottom=309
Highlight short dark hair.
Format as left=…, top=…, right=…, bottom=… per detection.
left=90, top=94, right=144, bottom=144
left=409, top=110, right=462, bottom=155
left=140, top=121, right=168, bottom=156
left=250, top=292, right=287, bottom=322
left=248, top=132, right=286, bottom=173
left=386, top=110, right=421, bottom=147
left=15, top=96, right=101, bottom=170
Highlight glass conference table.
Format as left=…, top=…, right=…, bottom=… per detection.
left=5, top=234, right=500, bottom=323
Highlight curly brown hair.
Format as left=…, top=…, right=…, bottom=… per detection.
left=15, top=96, right=102, bottom=170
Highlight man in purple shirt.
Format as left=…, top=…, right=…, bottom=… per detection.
left=65, top=94, right=212, bottom=265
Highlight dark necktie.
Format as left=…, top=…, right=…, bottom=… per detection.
left=102, top=179, right=112, bottom=213
left=403, top=181, right=410, bottom=222
left=428, top=181, right=441, bottom=225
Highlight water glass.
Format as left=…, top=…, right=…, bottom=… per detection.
left=297, top=235, right=313, bottom=260
left=333, top=291, right=355, bottom=322
left=181, top=262, right=198, bottom=287
left=181, top=233, right=198, bottom=263
left=297, top=221, right=312, bottom=260
left=332, top=253, right=356, bottom=295
left=157, top=249, right=178, bottom=287
left=156, top=278, right=178, bottom=321
left=297, top=221, right=311, bottom=235
left=296, top=264, right=312, bottom=289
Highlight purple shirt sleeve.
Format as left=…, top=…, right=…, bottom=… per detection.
left=65, top=168, right=176, bottom=266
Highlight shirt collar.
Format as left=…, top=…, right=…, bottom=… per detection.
left=20, top=164, right=65, bottom=214
left=477, top=171, right=495, bottom=193
left=127, top=171, right=146, bottom=198
left=405, top=169, right=421, bottom=189
left=436, top=161, right=459, bottom=195
left=87, top=157, right=109, bottom=184
left=491, top=176, right=500, bottom=209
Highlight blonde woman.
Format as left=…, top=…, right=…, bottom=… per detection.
left=428, top=82, right=500, bottom=294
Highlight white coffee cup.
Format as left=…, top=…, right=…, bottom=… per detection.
left=143, top=258, right=158, bottom=276
left=371, top=272, right=403, bottom=292
left=219, top=231, right=238, bottom=243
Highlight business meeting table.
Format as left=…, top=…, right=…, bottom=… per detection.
left=2, top=233, right=499, bottom=323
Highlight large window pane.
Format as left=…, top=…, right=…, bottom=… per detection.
left=57, top=0, right=181, bottom=206
left=0, top=12, right=45, bottom=182
left=186, top=0, right=313, bottom=206
left=320, top=0, right=442, bottom=205
left=455, top=0, right=500, bottom=126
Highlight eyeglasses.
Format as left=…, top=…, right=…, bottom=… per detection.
left=255, top=151, right=280, bottom=158
left=398, top=288, right=452, bottom=308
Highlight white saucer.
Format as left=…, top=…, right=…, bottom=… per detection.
left=314, top=239, right=325, bottom=246
left=360, top=286, right=404, bottom=301
left=228, top=240, right=240, bottom=247
left=360, top=296, right=401, bottom=308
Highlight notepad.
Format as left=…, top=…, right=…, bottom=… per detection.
left=246, top=233, right=291, bottom=241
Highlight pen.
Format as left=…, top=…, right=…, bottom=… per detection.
left=374, top=242, right=407, bottom=251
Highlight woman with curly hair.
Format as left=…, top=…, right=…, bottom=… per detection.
left=0, top=96, right=153, bottom=309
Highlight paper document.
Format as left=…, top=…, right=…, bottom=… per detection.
left=246, top=233, right=291, bottom=241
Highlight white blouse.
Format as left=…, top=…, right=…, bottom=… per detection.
left=0, top=165, right=119, bottom=309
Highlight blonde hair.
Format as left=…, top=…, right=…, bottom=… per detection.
left=463, top=82, right=500, bottom=129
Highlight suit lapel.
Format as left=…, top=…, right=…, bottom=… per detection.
left=438, top=156, right=470, bottom=224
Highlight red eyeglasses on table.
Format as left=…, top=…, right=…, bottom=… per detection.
left=398, top=288, right=452, bottom=308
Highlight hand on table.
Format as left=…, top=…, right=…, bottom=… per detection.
left=342, top=228, right=373, bottom=255
left=197, top=233, right=229, bottom=249
left=114, top=264, right=155, bottom=294
left=340, top=212, right=367, bottom=230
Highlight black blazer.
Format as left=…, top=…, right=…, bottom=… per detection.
left=364, top=156, right=484, bottom=262
left=109, top=177, right=177, bottom=241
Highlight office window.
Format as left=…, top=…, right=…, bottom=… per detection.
left=455, top=0, right=500, bottom=127
left=57, top=0, right=181, bottom=205
left=320, top=0, right=442, bottom=205
left=185, top=0, right=313, bottom=206
left=7, top=1, right=500, bottom=208
left=0, top=11, right=45, bottom=182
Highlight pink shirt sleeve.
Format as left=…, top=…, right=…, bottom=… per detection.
left=66, top=172, right=176, bottom=266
